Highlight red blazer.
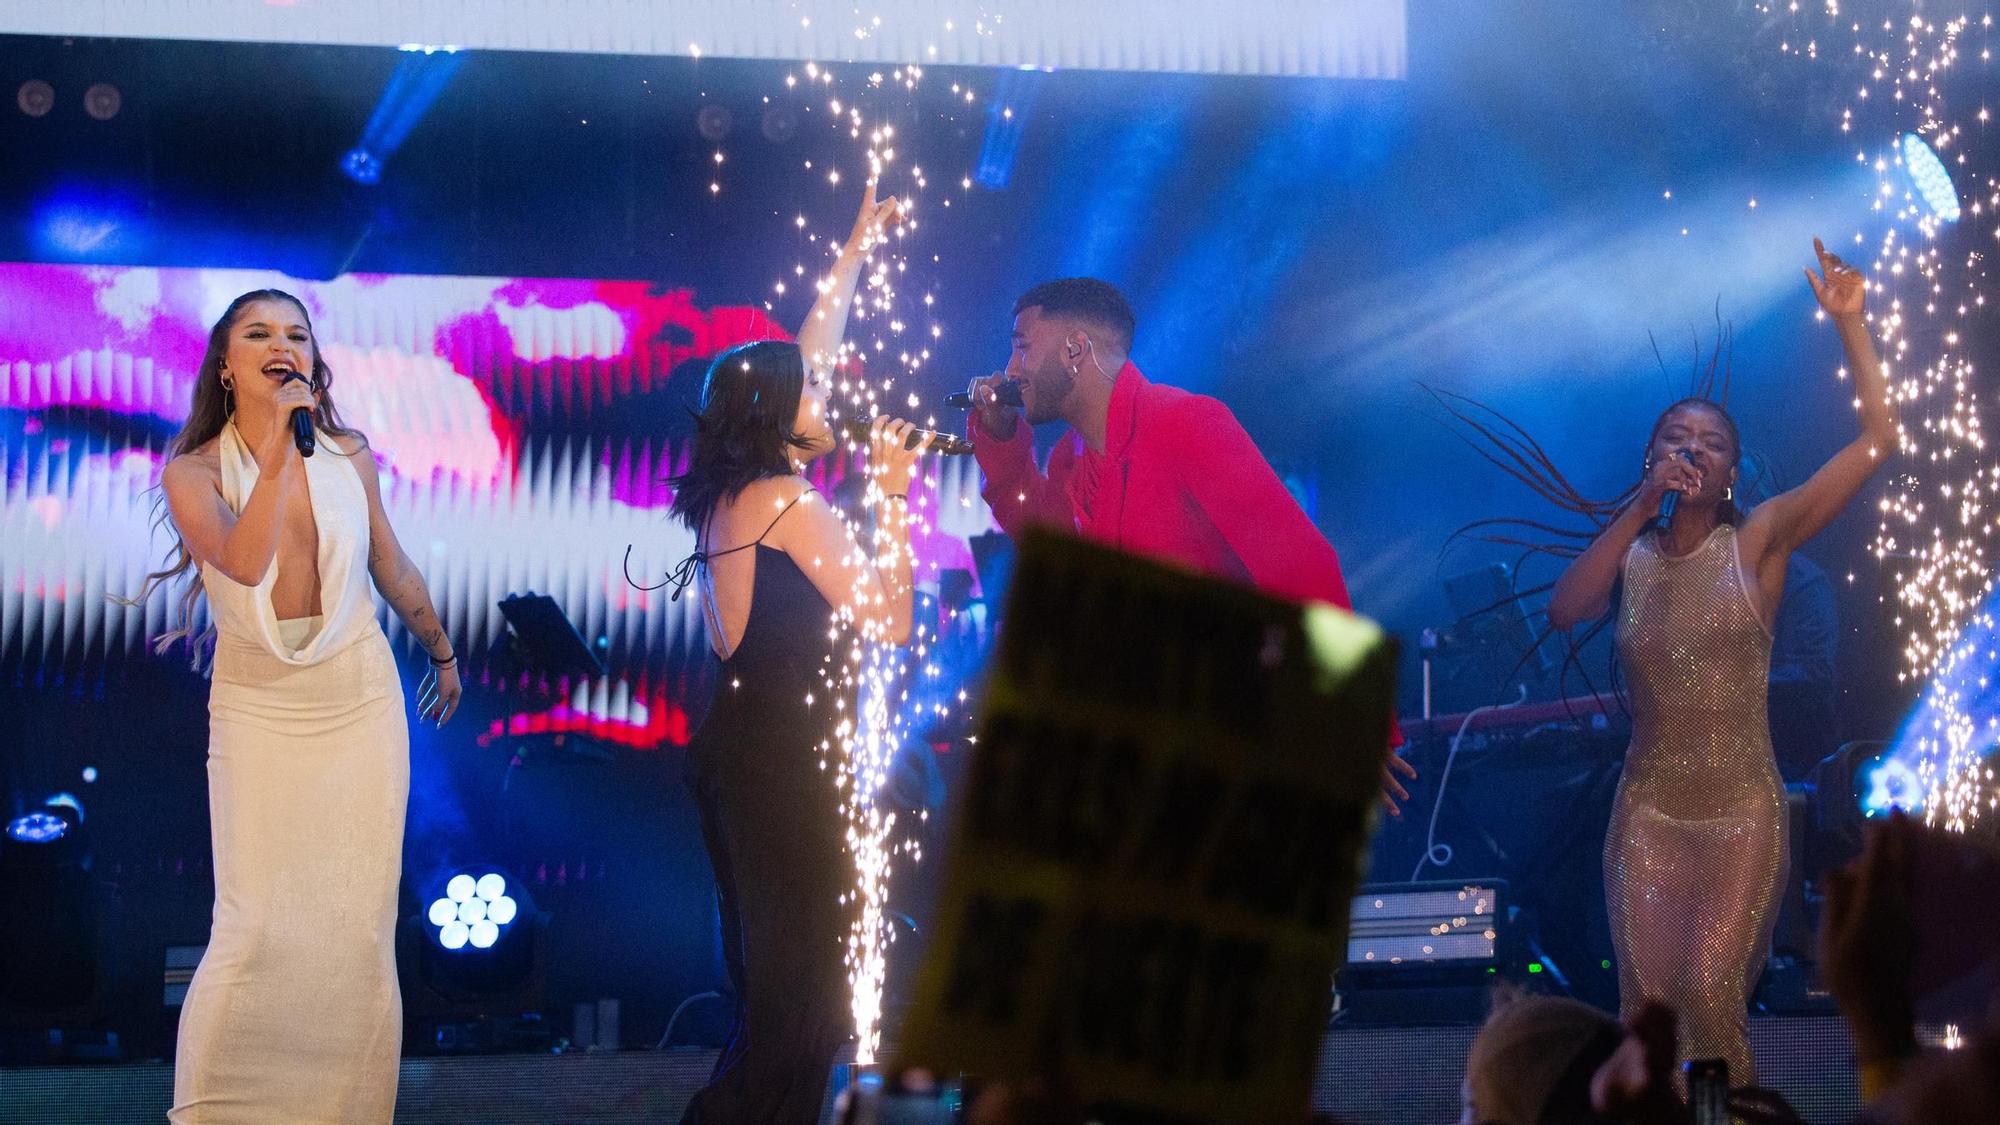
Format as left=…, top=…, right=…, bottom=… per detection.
left=973, top=361, right=1360, bottom=608
left=972, top=362, right=1402, bottom=749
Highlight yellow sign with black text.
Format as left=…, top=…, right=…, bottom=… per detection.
left=896, top=533, right=1396, bottom=1119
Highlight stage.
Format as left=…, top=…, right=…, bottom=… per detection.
left=0, top=1016, right=1879, bottom=1123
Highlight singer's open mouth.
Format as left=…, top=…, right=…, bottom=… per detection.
left=261, top=361, right=299, bottom=378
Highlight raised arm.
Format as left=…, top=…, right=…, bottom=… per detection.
left=342, top=435, right=462, bottom=726
left=1745, top=238, right=1897, bottom=560
left=795, top=178, right=900, bottom=381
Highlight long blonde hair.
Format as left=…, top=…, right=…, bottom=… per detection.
left=117, top=289, right=366, bottom=662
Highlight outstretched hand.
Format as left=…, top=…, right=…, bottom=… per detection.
left=1804, top=237, right=1866, bottom=321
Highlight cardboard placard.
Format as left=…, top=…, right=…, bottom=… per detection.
left=895, top=533, right=1395, bottom=1119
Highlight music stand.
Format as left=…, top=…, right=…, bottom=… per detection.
left=496, top=593, right=605, bottom=681
left=489, top=594, right=609, bottom=773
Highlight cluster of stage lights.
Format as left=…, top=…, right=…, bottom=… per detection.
left=4, top=812, right=68, bottom=845
left=700, top=27, right=983, bottom=1064
left=426, top=872, right=519, bottom=951
left=1769, top=4, right=1997, bottom=829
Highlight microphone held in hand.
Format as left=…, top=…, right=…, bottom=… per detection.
left=1652, top=448, right=1696, bottom=534
left=837, top=418, right=974, bottom=456
left=942, top=379, right=1025, bottom=411
left=280, top=370, right=316, bottom=458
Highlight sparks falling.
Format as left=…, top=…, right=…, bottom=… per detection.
left=764, top=46, right=977, bottom=1062
left=1768, top=3, right=1997, bottom=829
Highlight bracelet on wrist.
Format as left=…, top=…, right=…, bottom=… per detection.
left=428, top=653, right=457, bottom=668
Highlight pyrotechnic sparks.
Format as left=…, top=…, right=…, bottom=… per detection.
left=745, top=36, right=981, bottom=1062
left=1765, top=2, right=1996, bottom=829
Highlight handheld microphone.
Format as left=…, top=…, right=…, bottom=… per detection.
left=1651, top=448, right=1695, bottom=533
left=279, top=370, right=316, bottom=458
left=942, top=380, right=1025, bottom=411
left=838, top=418, right=974, bottom=456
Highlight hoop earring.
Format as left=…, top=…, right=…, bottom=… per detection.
left=220, top=376, right=236, bottom=416
left=1723, top=485, right=1734, bottom=501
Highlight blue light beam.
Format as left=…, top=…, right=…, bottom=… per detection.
left=342, top=47, right=466, bottom=186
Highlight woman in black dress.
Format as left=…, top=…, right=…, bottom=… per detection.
left=670, top=181, right=931, bottom=1123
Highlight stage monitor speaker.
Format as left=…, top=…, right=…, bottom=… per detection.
left=1337, top=880, right=1514, bottom=1025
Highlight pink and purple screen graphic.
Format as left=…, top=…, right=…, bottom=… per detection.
left=0, top=263, right=991, bottom=747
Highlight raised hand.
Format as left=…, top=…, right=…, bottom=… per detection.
left=1638, top=453, right=1703, bottom=515
left=1804, top=237, right=1866, bottom=321
left=846, top=177, right=902, bottom=256
left=967, top=371, right=1022, bottom=441
left=252, top=377, right=319, bottom=472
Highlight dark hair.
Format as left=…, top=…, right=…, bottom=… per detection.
left=669, top=340, right=813, bottom=533
left=1013, top=277, right=1137, bottom=352
left=1430, top=388, right=1748, bottom=707
left=119, top=289, right=367, bottom=661
left=1646, top=397, right=1743, bottom=526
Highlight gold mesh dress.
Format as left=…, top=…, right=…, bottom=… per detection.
left=1605, top=524, right=1787, bottom=1084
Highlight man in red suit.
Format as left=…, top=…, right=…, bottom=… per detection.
left=968, top=277, right=1413, bottom=811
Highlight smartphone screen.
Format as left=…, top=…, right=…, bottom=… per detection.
left=1685, top=1058, right=1728, bottom=1125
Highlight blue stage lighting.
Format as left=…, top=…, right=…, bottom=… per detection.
left=0, top=792, right=96, bottom=1008
left=427, top=868, right=520, bottom=953
left=33, top=186, right=145, bottom=260
left=5, top=812, right=68, bottom=845
left=975, top=69, right=1047, bottom=190
left=340, top=47, right=466, bottom=187
left=1858, top=747, right=1923, bottom=817
left=341, top=148, right=383, bottom=186
left=1901, top=132, right=1961, bottom=222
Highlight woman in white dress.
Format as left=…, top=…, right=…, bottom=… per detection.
left=134, top=288, right=462, bottom=1123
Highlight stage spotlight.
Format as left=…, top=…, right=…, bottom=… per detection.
left=340, top=47, right=465, bottom=187
left=1901, top=132, right=1961, bottom=222
left=82, top=83, right=121, bottom=122
left=1858, top=747, right=1924, bottom=818
left=4, top=812, right=67, bottom=845
left=418, top=867, right=534, bottom=982
left=405, top=865, right=549, bottom=1050
left=341, top=148, right=383, bottom=186
left=1805, top=740, right=1910, bottom=876
left=0, top=795, right=97, bottom=1010
left=16, top=79, right=53, bottom=118
left=427, top=869, right=523, bottom=954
